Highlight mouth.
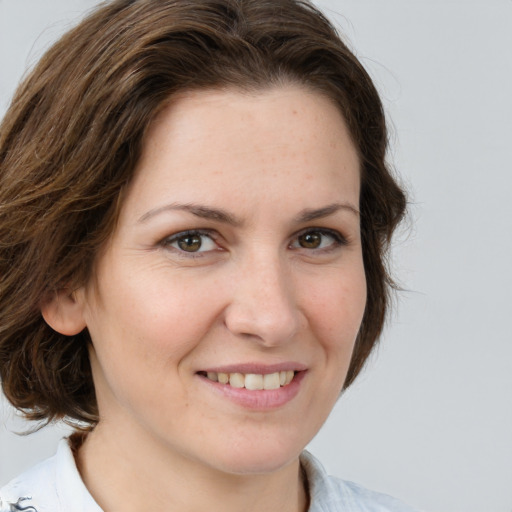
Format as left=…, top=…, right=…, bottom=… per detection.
left=196, top=366, right=306, bottom=409
left=197, top=370, right=296, bottom=390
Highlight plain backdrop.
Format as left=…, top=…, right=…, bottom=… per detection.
left=1, top=1, right=511, bottom=511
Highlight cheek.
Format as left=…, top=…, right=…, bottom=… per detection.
left=304, top=265, right=367, bottom=345
left=85, top=273, right=224, bottom=415
left=90, top=270, right=224, bottom=368
left=136, top=273, right=225, bottom=347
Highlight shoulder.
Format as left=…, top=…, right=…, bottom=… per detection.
left=301, top=451, right=420, bottom=512
left=0, top=438, right=101, bottom=512
left=0, top=448, right=59, bottom=512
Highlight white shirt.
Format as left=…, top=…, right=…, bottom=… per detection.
left=0, top=439, right=418, bottom=511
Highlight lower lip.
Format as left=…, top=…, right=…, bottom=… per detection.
left=197, top=371, right=306, bottom=410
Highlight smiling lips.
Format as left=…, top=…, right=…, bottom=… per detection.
left=203, top=371, right=296, bottom=390
left=198, top=367, right=306, bottom=409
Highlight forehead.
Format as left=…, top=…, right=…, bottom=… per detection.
left=144, top=85, right=357, bottom=161
left=122, top=85, right=360, bottom=223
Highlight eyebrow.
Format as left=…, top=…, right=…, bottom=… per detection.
left=295, top=202, right=360, bottom=222
left=138, top=203, right=242, bottom=226
left=138, top=201, right=359, bottom=225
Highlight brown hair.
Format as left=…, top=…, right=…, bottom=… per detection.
left=0, top=0, right=406, bottom=427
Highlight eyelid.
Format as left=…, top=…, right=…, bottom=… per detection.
left=161, top=229, right=222, bottom=256
left=290, top=227, right=348, bottom=250
left=158, top=226, right=348, bottom=258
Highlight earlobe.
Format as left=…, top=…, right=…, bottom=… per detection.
left=40, top=289, right=87, bottom=336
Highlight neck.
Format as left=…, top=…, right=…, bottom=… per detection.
left=74, top=425, right=309, bottom=512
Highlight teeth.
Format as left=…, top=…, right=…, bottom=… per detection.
left=204, top=371, right=296, bottom=389
left=263, top=372, right=281, bottom=390
left=245, top=374, right=263, bottom=390
left=207, top=372, right=218, bottom=382
left=229, top=373, right=245, bottom=388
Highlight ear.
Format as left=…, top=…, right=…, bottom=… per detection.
left=40, top=288, right=87, bottom=336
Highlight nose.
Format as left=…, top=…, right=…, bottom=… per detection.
left=223, top=254, right=304, bottom=346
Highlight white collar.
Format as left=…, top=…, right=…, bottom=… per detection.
left=1, top=439, right=416, bottom=512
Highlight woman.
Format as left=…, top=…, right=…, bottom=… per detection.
left=0, top=0, right=414, bottom=510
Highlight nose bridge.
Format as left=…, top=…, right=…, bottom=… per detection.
left=224, top=247, right=302, bottom=345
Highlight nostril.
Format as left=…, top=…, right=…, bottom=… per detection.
left=223, top=298, right=301, bottom=347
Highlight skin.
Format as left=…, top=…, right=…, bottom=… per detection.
left=43, top=85, right=366, bottom=512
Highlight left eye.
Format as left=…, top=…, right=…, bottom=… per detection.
left=165, top=231, right=218, bottom=253
left=290, top=229, right=344, bottom=250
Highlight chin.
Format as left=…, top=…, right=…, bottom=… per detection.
left=201, top=435, right=306, bottom=476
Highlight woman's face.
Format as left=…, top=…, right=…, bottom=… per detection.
left=77, top=86, right=366, bottom=475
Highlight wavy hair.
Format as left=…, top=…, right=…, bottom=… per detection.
left=0, top=0, right=406, bottom=427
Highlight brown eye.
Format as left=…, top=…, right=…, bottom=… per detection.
left=177, top=234, right=202, bottom=252
left=291, top=229, right=346, bottom=252
left=298, top=232, right=322, bottom=249
left=165, top=231, right=218, bottom=255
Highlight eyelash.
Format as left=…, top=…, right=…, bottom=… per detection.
left=161, top=229, right=220, bottom=258
left=160, top=227, right=347, bottom=258
left=291, top=228, right=347, bottom=252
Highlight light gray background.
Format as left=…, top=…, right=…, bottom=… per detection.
left=1, top=1, right=511, bottom=511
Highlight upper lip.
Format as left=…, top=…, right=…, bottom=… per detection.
left=199, top=362, right=308, bottom=374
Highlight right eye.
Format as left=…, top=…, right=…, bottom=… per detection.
left=163, top=230, right=218, bottom=254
